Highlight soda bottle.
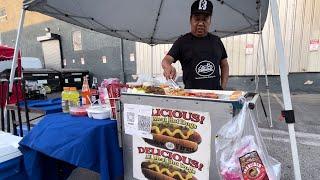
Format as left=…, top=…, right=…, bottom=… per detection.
left=61, top=87, right=70, bottom=113
left=81, top=76, right=91, bottom=105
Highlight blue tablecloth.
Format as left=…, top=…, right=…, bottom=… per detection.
left=19, top=113, right=123, bottom=180
left=19, top=98, right=62, bottom=114
left=0, top=156, right=27, bottom=180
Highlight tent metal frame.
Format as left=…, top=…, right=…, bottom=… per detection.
left=269, top=0, right=301, bottom=179
left=6, top=0, right=302, bottom=179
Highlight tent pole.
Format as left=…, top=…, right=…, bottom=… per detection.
left=259, top=34, right=273, bottom=127
left=119, top=38, right=125, bottom=83
left=151, top=45, right=154, bottom=77
left=255, top=35, right=260, bottom=93
left=4, top=8, right=26, bottom=124
left=9, top=8, right=26, bottom=93
left=258, top=5, right=273, bottom=127
left=269, top=0, right=301, bottom=179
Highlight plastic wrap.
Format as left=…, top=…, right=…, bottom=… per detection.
left=215, top=103, right=281, bottom=180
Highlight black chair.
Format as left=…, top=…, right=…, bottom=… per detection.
left=1, top=77, right=31, bottom=136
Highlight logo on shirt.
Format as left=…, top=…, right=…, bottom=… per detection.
left=195, top=60, right=215, bottom=78
left=199, top=0, right=208, bottom=10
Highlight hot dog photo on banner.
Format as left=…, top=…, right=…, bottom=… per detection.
left=133, top=107, right=212, bottom=180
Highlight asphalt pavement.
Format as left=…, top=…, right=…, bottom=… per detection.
left=255, top=93, right=320, bottom=180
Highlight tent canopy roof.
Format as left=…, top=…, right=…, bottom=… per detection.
left=23, top=0, right=269, bottom=45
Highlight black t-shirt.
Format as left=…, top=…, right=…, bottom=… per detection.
left=168, top=33, right=227, bottom=90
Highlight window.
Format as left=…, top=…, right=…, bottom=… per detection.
left=72, top=31, right=82, bottom=51
left=0, top=7, right=7, bottom=22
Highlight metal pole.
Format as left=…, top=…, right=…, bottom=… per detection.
left=259, top=35, right=273, bottom=127
left=150, top=45, right=153, bottom=77
left=9, top=9, right=26, bottom=92
left=269, top=0, right=301, bottom=179
left=150, top=45, right=154, bottom=77
left=14, top=79, right=23, bottom=137
left=254, top=35, right=260, bottom=93
left=119, top=38, right=126, bottom=83
left=258, top=6, right=273, bottom=128
left=4, top=8, right=26, bottom=124
left=21, top=79, right=30, bottom=131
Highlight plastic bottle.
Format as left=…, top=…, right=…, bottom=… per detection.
left=81, top=76, right=91, bottom=105
left=69, top=87, right=80, bottom=108
left=61, top=87, right=70, bottom=113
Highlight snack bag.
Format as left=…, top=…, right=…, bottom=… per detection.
left=215, top=103, right=281, bottom=180
left=101, top=78, right=125, bottom=118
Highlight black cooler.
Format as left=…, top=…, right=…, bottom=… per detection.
left=23, top=68, right=61, bottom=92
left=60, top=69, right=90, bottom=89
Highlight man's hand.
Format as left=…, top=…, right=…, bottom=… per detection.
left=162, top=55, right=177, bottom=80
left=163, top=65, right=177, bottom=80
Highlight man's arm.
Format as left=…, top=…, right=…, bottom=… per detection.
left=220, top=58, right=229, bottom=90
left=162, top=55, right=177, bottom=80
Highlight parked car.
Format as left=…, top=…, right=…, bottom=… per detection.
left=21, top=57, right=44, bottom=69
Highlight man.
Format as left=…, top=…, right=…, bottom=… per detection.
left=162, top=0, right=229, bottom=90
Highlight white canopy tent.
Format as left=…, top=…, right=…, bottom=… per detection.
left=23, top=0, right=269, bottom=44
left=7, top=0, right=301, bottom=179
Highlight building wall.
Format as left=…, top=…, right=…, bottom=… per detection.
left=135, top=0, right=320, bottom=76
left=1, top=19, right=136, bottom=82
left=0, top=0, right=52, bottom=32
left=0, top=0, right=136, bottom=82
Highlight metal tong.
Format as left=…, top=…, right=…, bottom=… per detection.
left=167, top=79, right=180, bottom=89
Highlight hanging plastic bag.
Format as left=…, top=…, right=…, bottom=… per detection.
left=215, top=102, right=281, bottom=180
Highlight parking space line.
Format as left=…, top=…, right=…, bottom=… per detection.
left=260, top=127, right=320, bottom=147
left=259, top=127, right=320, bottom=140
left=263, top=136, right=320, bottom=147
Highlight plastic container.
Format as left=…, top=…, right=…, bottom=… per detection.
left=70, top=106, right=88, bottom=116
left=86, top=106, right=111, bottom=120
left=61, top=87, right=70, bottom=113
left=69, top=87, right=80, bottom=108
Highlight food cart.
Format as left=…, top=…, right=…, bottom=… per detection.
left=119, top=90, right=255, bottom=179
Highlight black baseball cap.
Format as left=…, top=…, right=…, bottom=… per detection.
left=191, top=0, right=213, bottom=16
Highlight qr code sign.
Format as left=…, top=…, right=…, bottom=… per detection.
left=126, top=112, right=135, bottom=125
left=138, top=115, right=151, bottom=132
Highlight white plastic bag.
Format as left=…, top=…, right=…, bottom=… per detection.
left=215, top=103, right=281, bottom=180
